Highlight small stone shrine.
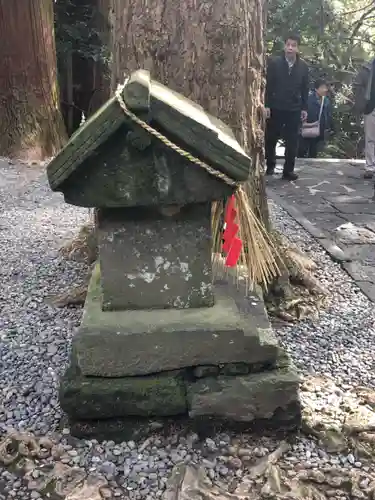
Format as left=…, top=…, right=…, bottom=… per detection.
left=47, top=70, right=300, bottom=439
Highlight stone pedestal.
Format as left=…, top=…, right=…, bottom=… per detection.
left=59, top=265, right=301, bottom=439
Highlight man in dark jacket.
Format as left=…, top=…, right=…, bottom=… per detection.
left=264, top=34, right=309, bottom=181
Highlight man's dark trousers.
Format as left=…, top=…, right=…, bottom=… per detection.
left=265, top=109, right=301, bottom=174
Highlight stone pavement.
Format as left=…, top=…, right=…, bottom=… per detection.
left=266, top=158, right=375, bottom=302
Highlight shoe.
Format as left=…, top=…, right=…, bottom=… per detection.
left=266, top=168, right=275, bottom=176
left=364, top=171, right=374, bottom=179
left=282, top=172, right=299, bottom=181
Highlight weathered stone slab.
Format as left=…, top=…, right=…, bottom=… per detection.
left=193, top=360, right=278, bottom=378
left=60, top=355, right=187, bottom=419
left=187, top=368, right=300, bottom=422
left=193, top=366, right=219, bottom=378
left=335, top=203, right=375, bottom=215
left=98, top=204, right=213, bottom=310
left=73, top=268, right=284, bottom=377
left=341, top=244, right=375, bottom=263
left=343, top=262, right=375, bottom=283
left=68, top=400, right=301, bottom=442
left=310, top=213, right=348, bottom=233
left=325, top=195, right=365, bottom=204
left=301, top=203, right=338, bottom=214
left=334, top=214, right=375, bottom=227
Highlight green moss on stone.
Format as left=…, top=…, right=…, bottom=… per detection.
left=60, top=355, right=188, bottom=419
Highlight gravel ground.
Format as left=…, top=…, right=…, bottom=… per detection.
left=1, top=161, right=375, bottom=499
left=270, top=200, right=375, bottom=389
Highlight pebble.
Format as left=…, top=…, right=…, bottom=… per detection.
left=347, top=454, right=355, bottom=465
left=218, top=466, right=229, bottom=477
left=228, top=457, right=242, bottom=469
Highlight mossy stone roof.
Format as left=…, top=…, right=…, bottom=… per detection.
left=47, top=70, right=251, bottom=192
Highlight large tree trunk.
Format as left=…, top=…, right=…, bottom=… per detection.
left=110, top=0, right=269, bottom=225
left=0, top=0, right=66, bottom=161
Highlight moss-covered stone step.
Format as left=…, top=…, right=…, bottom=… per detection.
left=67, top=399, right=301, bottom=443
left=59, top=358, right=187, bottom=420
left=193, top=359, right=288, bottom=378
left=187, top=368, right=301, bottom=423
left=73, top=268, right=285, bottom=378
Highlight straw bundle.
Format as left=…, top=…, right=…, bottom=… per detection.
left=211, top=186, right=283, bottom=290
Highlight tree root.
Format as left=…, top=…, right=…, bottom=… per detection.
left=264, top=231, right=328, bottom=322
left=0, top=431, right=52, bottom=466
left=59, top=222, right=98, bottom=265
left=48, top=283, right=89, bottom=308
left=50, top=219, right=97, bottom=308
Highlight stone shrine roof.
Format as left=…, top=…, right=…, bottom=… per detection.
left=47, top=70, right=251, bottom=192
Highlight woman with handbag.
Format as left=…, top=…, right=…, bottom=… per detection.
left=298, top=79, right=333, bottom=158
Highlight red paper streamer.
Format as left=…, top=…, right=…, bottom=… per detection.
left=225, top=237, right=242, bottom=267
left=222, top=195, right=242, bottom=267
left=222, top=222, right=238, bottom=253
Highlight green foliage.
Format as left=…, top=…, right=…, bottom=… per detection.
left=267, top=0, right=375, bottom=158
left=54, top=0, right=109, bottom=62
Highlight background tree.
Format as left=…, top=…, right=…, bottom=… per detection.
left=0, top=0, right=66, bottom=161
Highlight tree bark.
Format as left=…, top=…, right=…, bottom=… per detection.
left=0, top=0, right=66, bottom=161
left=110, top=0, right=269, bottom=225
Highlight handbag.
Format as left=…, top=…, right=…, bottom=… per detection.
left=301, top=97, right=325, bottom=139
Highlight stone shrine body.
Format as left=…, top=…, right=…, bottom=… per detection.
left=47, top=70, right=300, bottom=439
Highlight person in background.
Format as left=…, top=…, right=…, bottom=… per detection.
left=298, top=79, right=334, bottom=158
left=353, top=58, right=375, bottom=179
left=264, top=33, right=309, bottom=181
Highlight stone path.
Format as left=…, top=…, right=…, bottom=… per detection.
left=267, top=159, right=375, bottom=301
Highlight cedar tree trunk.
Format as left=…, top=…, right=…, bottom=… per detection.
left=0, top=0, right=66, bottom=161
left=110, top=0, right=269, bottom=225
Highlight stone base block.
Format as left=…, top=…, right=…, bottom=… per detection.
left=60, top=361, right=301, bottom=441
left=98, top=204, right=215, bottom=311
left=73, top=266, right=285, bottom=377
left=187, top=368, right=300, bottom=422
left=66, top=398, right=301, bottom=443
left=60, top=267, right=301, bottom=441
left=59, top=356, right=187, bottom=420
